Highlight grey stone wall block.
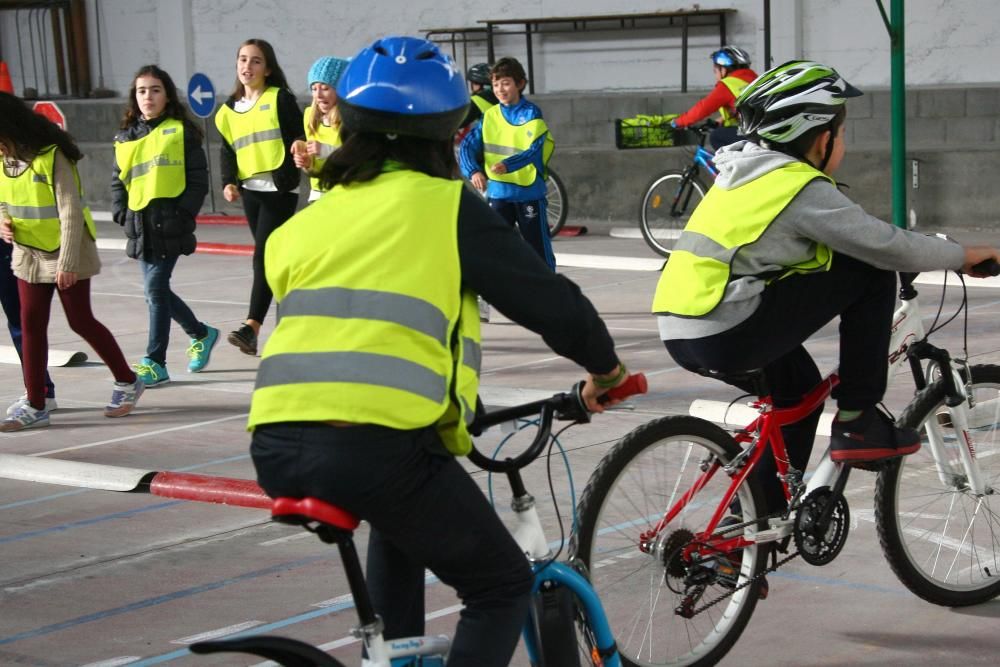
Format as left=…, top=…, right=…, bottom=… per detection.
left=945, top=117, right=995, bottom=145
left=917, top=89, right=967, bottom=119
left=964, top=88, right=1000, bottom=117
left=870, top=89, right=918, bottom=119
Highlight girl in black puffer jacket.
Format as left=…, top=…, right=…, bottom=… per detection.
left=111, top=65, right=219, bottom=386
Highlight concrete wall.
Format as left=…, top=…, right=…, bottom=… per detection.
left=4, top=1, right=1000, bottom=98
left=60, top=83, right=1000, bottom=232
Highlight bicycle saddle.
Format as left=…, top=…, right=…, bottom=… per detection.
left=272, top=497, right=360, bottom=531
left=696, top=367, right=770, bottom=397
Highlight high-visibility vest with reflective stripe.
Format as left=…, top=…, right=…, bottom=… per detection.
left=214, top=87, right=285, bottom=180
left=719, top=76, right=751, bottom=127
left=482, top=104, right=554, bottom=187
left=302, top=105, right=341, bottom=194
left=249, top=169, right=482, bottom=455
left=0, top=145, right=96, bottom=252
left=114, top=118, right=186, bottom=211
left=652, top=162, right=834, bottom=317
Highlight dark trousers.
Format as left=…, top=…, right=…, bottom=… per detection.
left=251, top=423, right=534, bottom=667
left=19, top=279, right=135, bottom=409
left=488, top=198, right=556, bottom=270
left=665, top=254, right=895, bottom=510
left=709, top=125, right=743, bottom=150
left=240, top=189, right=299, bottom=323
left=140, top=255, right=206, bottom=366
left=0, top=241, right=55, bottom=398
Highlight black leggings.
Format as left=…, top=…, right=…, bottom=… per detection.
left=241, top=188, right=299, bottom=323
left=665, top=253, right=895, bottom=511
left=251, top=423, right=533, bottom=667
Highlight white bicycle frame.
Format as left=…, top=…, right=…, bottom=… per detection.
left=358, top=446, right=553, bottom=666
left=804, top=286, right=989, bottom=499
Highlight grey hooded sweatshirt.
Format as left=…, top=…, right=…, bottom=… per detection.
left=656, top=141, right=966, bottom=340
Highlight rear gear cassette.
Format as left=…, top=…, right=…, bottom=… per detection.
left=794, top=488, right=850, bottom=566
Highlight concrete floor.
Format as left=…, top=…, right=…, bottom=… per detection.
left=2, top=221, right=1000, bottom=666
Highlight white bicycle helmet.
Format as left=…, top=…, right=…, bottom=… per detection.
left=736, top=60, right=862, bottom=144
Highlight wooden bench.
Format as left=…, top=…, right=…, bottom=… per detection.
left=479, top=8, right=737, bottom=94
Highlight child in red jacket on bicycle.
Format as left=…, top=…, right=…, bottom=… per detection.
left=672, top=46, right=757, bottom=149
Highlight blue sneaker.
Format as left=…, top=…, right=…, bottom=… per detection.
left=133, top=357, right=170, bottom=387
left=187, top=325, right=220, bottom=373
left=105, top=378, right=145, bottom=418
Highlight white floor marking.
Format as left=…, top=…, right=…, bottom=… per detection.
left=172, top=620, right=263, bottom=644
left=78, top=658, right=142, bottom=667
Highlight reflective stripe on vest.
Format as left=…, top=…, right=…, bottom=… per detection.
left=214, top=87, right=285, bottom=180
left=302, top=105, right=341, bottom=194
left=114, top=118, right=186, bottom=210
left=249, top=169, right=482, bottom=455
left=652, top=162, right=834, bottom=317
left=482, top=104, right=554, bottom=187
left=0, top=146, right=96, bottom=252
left=719, top=76, right=751, bottom=127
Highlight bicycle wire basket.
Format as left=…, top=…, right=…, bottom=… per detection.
left=614, top=113, right=694, bottom=149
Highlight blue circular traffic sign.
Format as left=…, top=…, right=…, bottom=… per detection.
left=187, top=72, right=216, bottom=118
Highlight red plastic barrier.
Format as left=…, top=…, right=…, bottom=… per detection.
left=195, top=242, right=253, bottom=256
left=557, top=225, right=588, bottom=237
left=148, top=471, right=271, bottom=509
left=197, top=214, right=248, bottom=226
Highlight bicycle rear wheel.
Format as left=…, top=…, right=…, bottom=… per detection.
left=875, top=364, right=1000, bottom=606
left=546, top=170, right=569, bottom=237
left=572, top=416, right=767, bottom=667
left=638, top=171, right=707, bottom=257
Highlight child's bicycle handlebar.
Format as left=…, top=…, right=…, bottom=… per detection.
left=467, top=373, right=648, bottom=474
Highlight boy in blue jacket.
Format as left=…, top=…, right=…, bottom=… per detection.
left=460, top=57, right=555, bottom=269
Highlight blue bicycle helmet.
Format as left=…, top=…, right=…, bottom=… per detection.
left=711, top=46, right=752, bottom=69
left=337, top=36, right=470, bottom=141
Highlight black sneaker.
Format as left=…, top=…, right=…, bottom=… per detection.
left=830, top=407, right=920, bottom=464
left=227, top=324, right=258, bottom=356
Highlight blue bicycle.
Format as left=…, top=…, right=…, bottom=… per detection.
left=638, top=122, right=719, bottom=257
left=190, top=376, right=646, bottom=666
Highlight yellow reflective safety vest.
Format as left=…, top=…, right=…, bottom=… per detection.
left=652, top=162, right=834, bottom=317
left=114, top=117, right=185, bottom=211
left=471, top=94, right=494, bottom=114
left=302, top=105, right=341, bottom=194
left=0, top=145, right=96, bottom=252
left=719, top=76, right=751, bottom=127
left=482, top=104, right=554, bottom=186
left=214, top=86, right=284, bottom=180
left=249, top=169, right=482, bottom=456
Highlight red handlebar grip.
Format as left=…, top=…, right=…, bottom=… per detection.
left=605, top=373, right=648, bottom=401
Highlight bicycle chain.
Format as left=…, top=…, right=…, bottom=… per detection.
left=688, top=548, right=801, bottom=617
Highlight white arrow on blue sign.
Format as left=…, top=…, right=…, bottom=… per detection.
left=187, top=72, right=216, bottom=118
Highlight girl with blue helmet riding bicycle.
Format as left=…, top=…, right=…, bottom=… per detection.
left=653, top=60, right=1000, bottom=512
left=247, top=36, right=627, bottom=666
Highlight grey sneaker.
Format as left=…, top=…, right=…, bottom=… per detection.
left=105, top=378, right=145, bottom=418
left=6, top=394, right=57, bottom=417
left=0, top=403, right=50, bottom=432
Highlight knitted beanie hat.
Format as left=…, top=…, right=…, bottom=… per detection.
left=307, top=56, right=350, bottom=88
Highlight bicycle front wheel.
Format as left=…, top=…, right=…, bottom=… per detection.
left=546, top=170, right=569, bottom=237
left=875, top=364, right=1000, bottom=606
left=572, top=416, right=767, bottom=667
left=638, top=171, right=707, bottom=257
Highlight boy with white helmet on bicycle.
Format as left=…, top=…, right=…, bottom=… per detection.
left=653, top=60, right=1000, bottom=512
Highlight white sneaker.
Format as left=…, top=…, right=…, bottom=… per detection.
left=0, top=403, right=50, bottom=432
left=6, top=394, right=57, bottom=417
left=105, top=378, right=145, bottom=418
left=478, top=296, right=491, bottom=323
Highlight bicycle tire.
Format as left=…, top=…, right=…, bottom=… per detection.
left=638, top=171, right=707, bottom=257
left=572, top=416, right=767, bottom=667
left=546, top=170, right=569, bottom=237
left=875, top=363, right=1000, bottom=606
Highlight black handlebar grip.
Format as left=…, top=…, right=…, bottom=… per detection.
left=601, top=373, right=648, bottom=403
left=971, top=259, right=1000, bottom=277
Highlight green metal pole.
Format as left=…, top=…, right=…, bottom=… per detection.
left=890, top=0, right=906, bottom=228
